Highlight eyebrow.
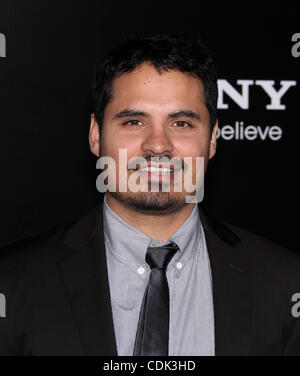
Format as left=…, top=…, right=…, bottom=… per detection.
left=112, top=109, right=150, bottom=120
left=168, top=110, right=201, bottom=122
left=112, top=108, right=202, bottom=122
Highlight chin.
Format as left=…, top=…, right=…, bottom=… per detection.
left=110, top=191, right=186, bottom=215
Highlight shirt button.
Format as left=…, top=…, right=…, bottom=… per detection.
left=137, top=266, right=145, bottom=275
left=176, top=262, right=183, bottom=270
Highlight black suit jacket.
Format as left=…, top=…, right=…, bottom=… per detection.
left=0, top=199, right=300, bottom=356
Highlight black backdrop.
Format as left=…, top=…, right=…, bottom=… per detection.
left=0, top=1, right=299, bottom=250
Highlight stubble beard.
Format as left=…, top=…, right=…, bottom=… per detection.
left=109, top=184, right=186, bottom=215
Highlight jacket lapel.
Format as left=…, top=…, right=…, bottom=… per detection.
left=58, top=201, right=118, bottom=355
left=199, top=207, right=252, bottom=355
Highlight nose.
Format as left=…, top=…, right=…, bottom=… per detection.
left=141, top=125, right=174, bottom=156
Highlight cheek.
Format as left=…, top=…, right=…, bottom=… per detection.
left=101, top=131, right=143, bottom=162
left=174, top=136, right=209, bottom=158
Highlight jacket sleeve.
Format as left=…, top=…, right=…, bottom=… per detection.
left=0, top=309, right=19, bottom=355
left=0, top=250, right=23, bottom=356
left=284, top=316, right=300, bottom=355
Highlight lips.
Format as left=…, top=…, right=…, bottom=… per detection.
left=134, top=161, right=178, bottom=173
left=138, top=166, right=175, bottom=174
left=133, top=163, right=177, bottom=184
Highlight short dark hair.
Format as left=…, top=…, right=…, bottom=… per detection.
left=92, top=34, right=218, bottom=131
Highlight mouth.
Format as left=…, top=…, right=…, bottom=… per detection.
left=138, top=166, right=175, bottom=174
left=132, top=163, right=178, bottom=184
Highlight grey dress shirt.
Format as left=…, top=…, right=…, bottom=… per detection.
left=103, top=194, right=215, bottom=356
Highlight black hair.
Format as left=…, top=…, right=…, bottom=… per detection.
left=92, top=34, right=218, bottom=131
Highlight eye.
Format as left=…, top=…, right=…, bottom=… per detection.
left=123, top=120, right=143, bottom=127
left=173, top=121, right=191, bottom=128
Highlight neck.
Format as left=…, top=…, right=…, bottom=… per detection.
left=105, top=193, right=196, bottom=242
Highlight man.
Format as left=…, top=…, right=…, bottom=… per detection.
left=0, top=35, right=300, bottom=356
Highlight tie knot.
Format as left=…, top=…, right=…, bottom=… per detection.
left=146, top=242, right=179, bottom=270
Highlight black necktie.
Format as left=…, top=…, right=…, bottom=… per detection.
left=133, top=242, right=179, bottom=356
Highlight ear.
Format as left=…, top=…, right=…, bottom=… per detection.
left=209, top=121, right=218, bottom=159
left=89, top=113, right=100, bottom=157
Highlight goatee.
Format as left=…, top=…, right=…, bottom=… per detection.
left=109, top=191, right=185, bottom=215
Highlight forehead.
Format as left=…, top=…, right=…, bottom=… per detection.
left=108, top=62, right=206, bottom=112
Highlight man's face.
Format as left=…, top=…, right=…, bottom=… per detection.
left=89, top=62, right=217, bottom=214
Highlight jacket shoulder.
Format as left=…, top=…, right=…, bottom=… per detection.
left=0, top=224, right=73, bottom=294
left=223, top=221, right=300, bottom=275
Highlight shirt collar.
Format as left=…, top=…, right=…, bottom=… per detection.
left=103, top=194, right=201, bottom=269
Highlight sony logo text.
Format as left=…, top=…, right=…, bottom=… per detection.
left=217, top=79, right=296, bottom=110
left=217, top=79, right=297, bottom=142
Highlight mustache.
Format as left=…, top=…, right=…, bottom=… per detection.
left=127, top=154, right=188, bottom=170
